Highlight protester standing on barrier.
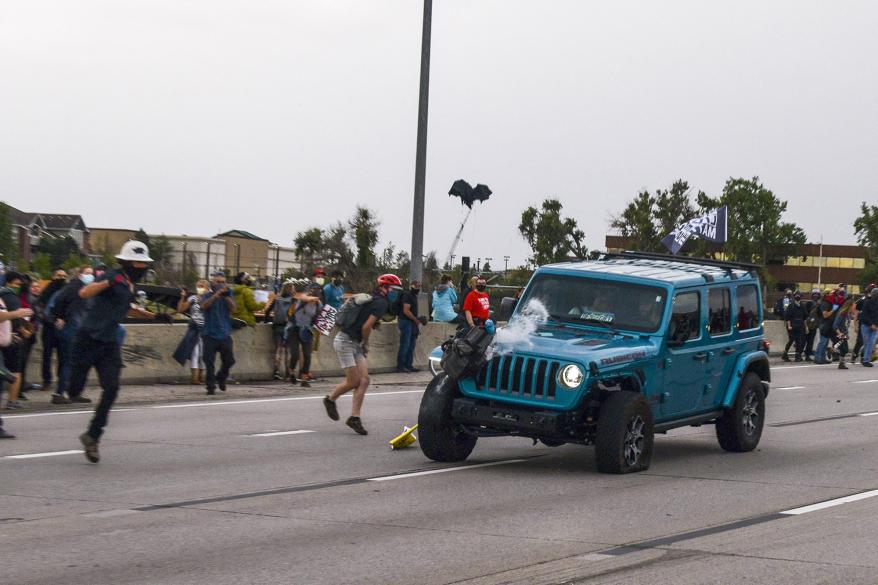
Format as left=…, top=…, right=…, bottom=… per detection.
left=48, top=265, right=94, bottom=404
left=201, top=271, right=236, bottom=396
left=76, top=241, right=169, bottom=463
left=323, top=273, right=402, bottom=435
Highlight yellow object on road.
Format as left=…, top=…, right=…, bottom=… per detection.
left=389, top=425, right=419, bottom=450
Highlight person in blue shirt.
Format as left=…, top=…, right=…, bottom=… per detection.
left=431, top=274, right=461, bottom=323
left=201, top=271, right=237, bottom=395
left=323, top=271, right=345, bottom=310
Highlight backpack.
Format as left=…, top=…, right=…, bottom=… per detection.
left=335, top=293, right=374, bottom=330
left=272, top=296, right=293, bottom=326
left=805, top=304, right=821, bottom=332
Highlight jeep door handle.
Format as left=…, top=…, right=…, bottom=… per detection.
left=721, top=348, right=736, bottom=355
left=693, top=352, right=708, bottom=362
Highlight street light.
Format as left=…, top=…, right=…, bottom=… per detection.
left=409, top=0, right=432, bottom=283
left=504, top=255, right=510, bottom=274
left=484, top=257, right=493, bottom=272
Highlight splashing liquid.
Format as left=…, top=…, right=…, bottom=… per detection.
left=487, top=299, right=549, bottom=360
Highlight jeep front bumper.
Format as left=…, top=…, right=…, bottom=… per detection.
left=451, top=398, right=571, bottom=437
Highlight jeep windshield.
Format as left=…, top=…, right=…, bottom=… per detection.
left=519, top=274, right=667, bottom=334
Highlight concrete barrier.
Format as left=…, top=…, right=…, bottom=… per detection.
left=763, top=319, right=860, bottom=356
left=26, top=320, right=861, bottom=385
left=27, top=321, right=459, bottom=385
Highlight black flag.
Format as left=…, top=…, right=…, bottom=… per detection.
left=661, top=206, right=728, bottom=255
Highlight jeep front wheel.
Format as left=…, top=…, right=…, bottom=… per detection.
left=716, top=372, right=765, bottom=452
left=418, top=373, right=477, bottom=462
left=594, top=391, right=654, bottom=474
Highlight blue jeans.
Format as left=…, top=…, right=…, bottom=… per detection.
left=861, top=324, right=878, bottom=365
left=814, top=333, right=831, bottom=363
left=397, top=319, right=420, bottom=371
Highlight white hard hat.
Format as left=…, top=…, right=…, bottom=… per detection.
left=116, top=240, right=153, bottom=262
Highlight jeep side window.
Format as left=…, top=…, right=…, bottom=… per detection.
left=736, top=285, right=760, bottom=330
left=708, top=288, right=731, bottom=336
left=669, top=291, right=700, bottom=344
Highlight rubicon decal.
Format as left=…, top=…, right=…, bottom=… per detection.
left=600, top=351, right=647, bottom=366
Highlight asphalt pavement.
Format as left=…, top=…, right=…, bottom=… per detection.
left=2, top=361, right=878, bottom=585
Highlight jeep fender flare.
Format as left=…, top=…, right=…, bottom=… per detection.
left=720, top=350, right=770, bottom=409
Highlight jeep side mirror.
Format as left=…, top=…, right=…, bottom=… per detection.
left=498, top=297, right=517, bottom=323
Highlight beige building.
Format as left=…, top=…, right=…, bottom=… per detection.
left=216, top=230, right=271, bottom=277
left=90, top=228, right=137, bottom=257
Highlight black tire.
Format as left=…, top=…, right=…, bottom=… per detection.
left=418, top=373, right=477, bottom=462
left=716, top=372, right=765, bottom=452
left=539, top=438, right=566, bottom=447
left=594, top=391, right=654, bottom=474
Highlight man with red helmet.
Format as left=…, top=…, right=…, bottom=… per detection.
left=323, top=273, right=402, bottom=435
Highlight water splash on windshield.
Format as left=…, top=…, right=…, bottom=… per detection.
left=487, top=298, right=549, bottom=359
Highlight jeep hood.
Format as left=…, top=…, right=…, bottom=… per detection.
left=492, top=325, right=660, bottom=367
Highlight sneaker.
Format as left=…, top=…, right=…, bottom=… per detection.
left=781, top=354, right=790, bottom=362
left=323, top=396, right=339, bottom=421
left=407, top=367, right=422, bottom=373
left=206, top=388, right=216, bottom=395
left=4, top=401, right=24, bottom=409
left=300, top=379, right=311, bottom=388
left=25, top=383, right=42, bottom=391
left=346, top=416, right=368, bottom=435
left=51, top=394, right=72, bottom=405
left=18, top=393, right=29, bottom=401
left=863, top=362, right=874, bottom=368
left=273, top=371, right=283, bottom=381
left=838, top=362, right=848, bottom=370
left=805, top=356, right=813, bottom=362
left=0, top=428, right=15, bottom=439
left=218, top=379, right=227, bottom=392
left=70, top=396, right=92, bottom=404
left=79, top=432, right=99, bottom=463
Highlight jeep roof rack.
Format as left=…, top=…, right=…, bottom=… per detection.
left=600, top=251, right=760, bottom=279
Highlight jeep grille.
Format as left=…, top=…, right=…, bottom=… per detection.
left=476, top=355, right=561, bottom=400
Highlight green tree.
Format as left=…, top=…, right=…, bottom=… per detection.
left=133, top=229, right=151, bottom=247
left=854, top=202, right=878, bottom=287
left=349, top=206, right=379, bottom=269
left=610, top=180, right=699, bottom=252
left=0, top=202, right=18, bottom=265
left=36, top=235, right=81, bottom=268
left=697, top=177, right=806, bottom=265
left=32, top=252, right=52, bottom=277
left=519, top=199, right=587, bottom=266
left=294, top=227, right=325, bottom=272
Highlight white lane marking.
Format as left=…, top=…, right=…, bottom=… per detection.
left=859, top=412, right=878, bottom=417
left=852, top=379, right=878, bottom=384
left=150, top=389, right=423, bottom=409
left=246, top=430, right=315, bottom=437
left=83, top=509, right=142, bottom=518
left=3, top=450, right=83, bottom=460
left=781, top=489, right=878, bottom=515
left=772, top=364, right=837, bottom=370
left=367, top=459, right=528, bottom=482
left=774, top=386, right=806, bottom=390
left=3, top=389, right=424, bottom=418
left=3, top=408, right=134, bottom=419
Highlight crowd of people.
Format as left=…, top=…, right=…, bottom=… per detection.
left=774, top=283, right=878, bottom=368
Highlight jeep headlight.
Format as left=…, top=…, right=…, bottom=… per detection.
left=557, top=364, right=584, bottom=389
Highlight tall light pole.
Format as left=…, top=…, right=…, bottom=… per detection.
left=504, top=255, right=510, bottom=274
left=409, top=0, right=432, bottom=284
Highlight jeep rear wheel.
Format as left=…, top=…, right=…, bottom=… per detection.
left=418, top=373, right=477, bottom=462
left=716, top=372, right=765, bottom=452
left=594, top=391, right=654, bottom=474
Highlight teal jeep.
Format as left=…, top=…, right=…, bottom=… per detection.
left=417, top=252, right=770, bottom=474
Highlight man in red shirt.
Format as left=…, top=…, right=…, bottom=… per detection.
left=463, top=276, right=490, bottom=327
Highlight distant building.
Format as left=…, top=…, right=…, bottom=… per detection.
left=159, top=235, right=227, bottom=280
left=215, top=229, right=271, bottom=277
left=605, top=235, right=869, bottom=302
left=7, top=206, right=90, bottom=265
left=90, top=228, right=137, bottom=258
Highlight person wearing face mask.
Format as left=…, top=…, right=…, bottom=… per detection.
left=396, top=279, right=424, bottom=373
left=35, top=268, right=68, bottom=393
left=174, top=279, right=210, bottom=384
left=432, top=274, right=461, bottom=324
left=230, top=272, right=267, bottom=327
left=783, top=291, right=808, bottom=362
left=75, top=241, right=169, bottom=463
left=323, top=273, right=402, bottom=435
left=463, top=276, right=491, bottom=329
left=0, top=272, right=35, bottom=410
left=323, top=271, right=345, bottom=310
left=47, top=265, right=95, bottom=404
left=201, top=271, right=237, bottom=396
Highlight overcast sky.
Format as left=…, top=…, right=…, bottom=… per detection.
left=2, top=1, right=876, bottom=268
